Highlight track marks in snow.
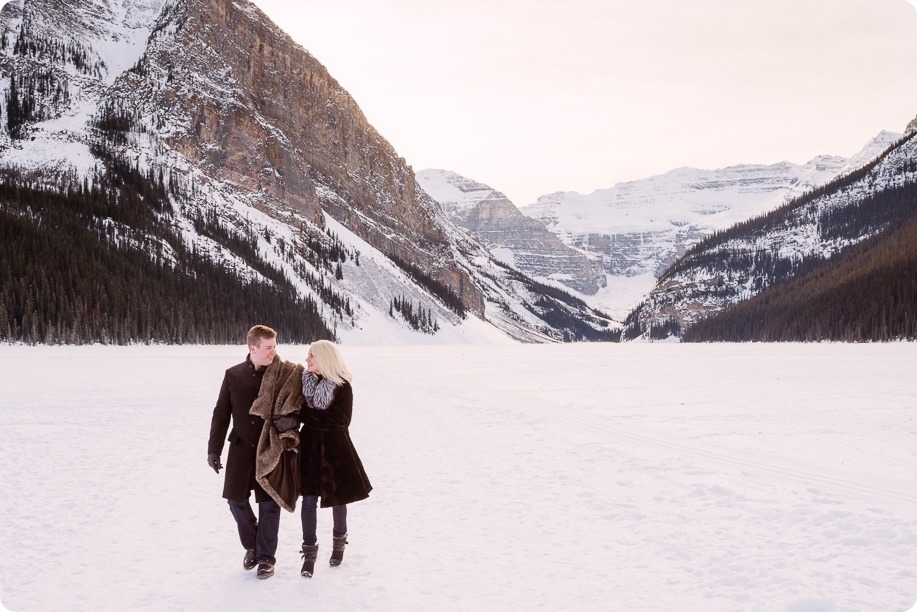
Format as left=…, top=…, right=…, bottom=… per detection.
left=2, top=344, right=916, bottom=611
left=508, top=390, right=917, bottom=509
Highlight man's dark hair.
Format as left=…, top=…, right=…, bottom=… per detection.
left=247, top=325, right=277, bottom=347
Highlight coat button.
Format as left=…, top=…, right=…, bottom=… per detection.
left=250, top=420, right=255, bottom=425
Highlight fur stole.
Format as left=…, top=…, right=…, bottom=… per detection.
left=250, top=355, right=304, bottom=512
left=302, top=372, right=337, bottom=410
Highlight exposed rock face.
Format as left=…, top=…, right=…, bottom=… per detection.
left=907, top=115, right=917, bottom=136
left=114, top=0, right=483, bottom=313
left=572, top=228, right=705, bottom=277
left=520, top=131, right=903, bottom=313
left=4, top=0, right=623, bottom=342
left=0, top=1, right=23, bottom=35
left=623, top=131, right=917, bottom=340
left=417, top=169, right=606, bottom=295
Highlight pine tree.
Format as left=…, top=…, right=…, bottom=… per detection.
left=6, top=75, right=21, bottom=137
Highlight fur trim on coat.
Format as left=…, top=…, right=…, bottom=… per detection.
left=302, top=372, right=337, bottom=410
left=250, top=356, right=304, bottom=512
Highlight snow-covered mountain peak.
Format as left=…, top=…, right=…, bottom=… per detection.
left=852, top=130, right=905, bottom=161
left=522, top=135, right=903, bottom=238
left=417, top=168, right=514, bottom=216
left=1, top=0, right=623, bottom=343
left=627, top=129, right=917, bottom=340
left=511, top=133, right=906, bottom=317
left=417, top=168, right=608, bottom=296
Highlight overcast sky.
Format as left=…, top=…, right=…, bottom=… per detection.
left=251, top=0, right=917, bottom=206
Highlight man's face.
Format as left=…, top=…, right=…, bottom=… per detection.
left=249, top=337, right=277, bottom=368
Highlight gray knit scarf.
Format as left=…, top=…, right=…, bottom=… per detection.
left=302, top=372, right=337, bottom=410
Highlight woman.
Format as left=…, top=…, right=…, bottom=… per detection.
left=298, top=340, right=372, bottom=578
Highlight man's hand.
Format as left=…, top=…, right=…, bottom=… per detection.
left=272, top=415, right=298, bottom=433
left=207, top=453, right=223, bottom=474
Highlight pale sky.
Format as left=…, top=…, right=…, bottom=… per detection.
left=251, top=0, right=917, bottom=206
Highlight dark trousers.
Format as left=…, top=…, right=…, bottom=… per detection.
left=301, top=495, right=347, bottom=546
left=228, top=497, right=281, bottom=564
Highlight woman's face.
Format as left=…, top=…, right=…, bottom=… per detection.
left=306, top=350, right=320, bottom=375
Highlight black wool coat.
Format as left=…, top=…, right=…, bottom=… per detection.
left=299, top=381, right=373, bottom=508
left=208, top=355, right=270, bottom=503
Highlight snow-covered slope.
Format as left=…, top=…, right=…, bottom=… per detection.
left=0, top=0, right=617, bottom=344
left=625, top=129, right=917, bottom=339
left=416, top=168, right=493, bottom=218
left=3, top=343, right=916, bottom=609
left=0, top=0, right=168, bottom=175
left=524, top=132, right=899, bottom=239
left=417, top=169, right=606, bottom=295
left=520, top=131, right=902, bottom=317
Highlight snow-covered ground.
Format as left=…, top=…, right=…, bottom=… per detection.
left=1, top=342, right=916, bottom=611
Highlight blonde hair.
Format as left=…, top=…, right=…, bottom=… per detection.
left=308, top=340, right=352, bottom=386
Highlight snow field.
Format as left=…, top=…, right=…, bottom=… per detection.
left=1, top=343, right=916, bottom=611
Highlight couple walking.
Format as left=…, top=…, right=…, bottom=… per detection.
left=206, top=325, right=372, bottom=579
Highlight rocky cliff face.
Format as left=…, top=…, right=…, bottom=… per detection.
left=417, top=169, right=606, bottom=295
left=907, top=114, right=917, bottom=135
left=112, top=0, right=483, bottom=313
left=624, top=130, right=917, bottom=340
left=1, top=0, right=618, bottom=343
left=0, top=0, right=483, bottom=315
left=520, top=132, right=902, bottom=314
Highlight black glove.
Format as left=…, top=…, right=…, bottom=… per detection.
left=207, top=453, right=223, bottom=474
left=272, top=415, right=298, bottom=433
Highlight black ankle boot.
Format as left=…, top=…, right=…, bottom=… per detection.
left=301, top=543, right=319, bottom=578
left=256, top=562, right=274, bottom=579
left=330, top=534, right=347, bottom=567
left=243, top=548, right=256, bottom=571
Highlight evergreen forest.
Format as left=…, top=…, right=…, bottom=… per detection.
left=0, top=157, right=335, bottom=345
left=639, top=133, right=917, bottom=343
left=684, top=205, right=917, bottom=342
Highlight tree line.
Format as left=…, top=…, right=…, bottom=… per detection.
left=389, top=295, right=439, bottom=334
left=8, top=18, right=105, bottom=77
left=683, top=212, right=917, bottom=342
left=662, top=131, right=916, bottom=282
left=631, top=133, right=917, bottom=342
left=484, top=258, right=618, bottom=341
left=388, top=252, right=466, bottom=317
left=5, top=71, right=70, bottom=139
left=0, top=158, right=334, bottom=344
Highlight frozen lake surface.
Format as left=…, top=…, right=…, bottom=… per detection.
left=1, top=343, right=916, bottom=611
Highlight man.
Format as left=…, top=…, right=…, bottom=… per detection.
left=207, top=325, right=282, bottom=579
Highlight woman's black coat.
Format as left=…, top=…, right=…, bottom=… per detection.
left=299, top=381, right=372, bottom=508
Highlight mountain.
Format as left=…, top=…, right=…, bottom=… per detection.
left=416, top=169, right=606, bottom=295
left=623, top=126, right=917, bottom=341
left=519, top=132, right=901, bottom=317
left=681, top=212, right=917, bottom=342
left=0, top=0, right=616, bottom=344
